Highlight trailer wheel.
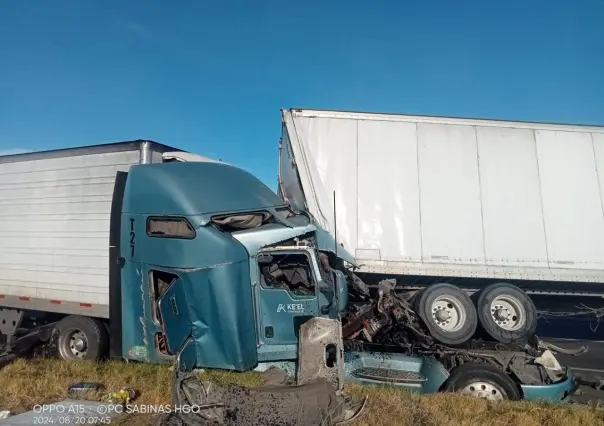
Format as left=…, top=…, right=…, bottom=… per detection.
left=442, top=363, right=521, bottom=401
left=474, top=283, right=537, bottom=344
left=55, top=315, right=109, bottom=361
left=414, top=283, right=478, bottom=346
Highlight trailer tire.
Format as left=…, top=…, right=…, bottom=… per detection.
left=414, top=283, right=478, bottom=346
left=54, top=315, right=109, bottom=361
left=442, top=362, right=521, bottom=401
left=473, top=283, right=537, bottom=344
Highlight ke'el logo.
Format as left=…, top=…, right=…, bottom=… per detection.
left=277, top=304, right=286, bottom=312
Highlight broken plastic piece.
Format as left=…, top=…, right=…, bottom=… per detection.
left=101, top=388, right=138, bottom=405
left=534, top=350, right=563, bottom=372
left=68, top=382, right=103, bottom=393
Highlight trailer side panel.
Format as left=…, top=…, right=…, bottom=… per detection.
left=0, top=149, right=140, bottom=318
left=280, top=108, right=604, bottom=285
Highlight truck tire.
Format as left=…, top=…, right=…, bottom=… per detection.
left=441, top=362, right=521, bottom=401
left=473, top=283, right=537, bottom=344
left=54, top=315, right=109, bottom=361
left=414, top=283, right=478, bottom=346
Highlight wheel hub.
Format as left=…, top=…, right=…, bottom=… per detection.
left=431, top=295, right=466, bottom=332
left=490, top=295, right=527, bottom=332
left=461, top=381, right=505, bottom=402
left=63, top=330, right=89, bottom=359
left=73, top=337, right=87, bottom=352
left=494, top=308, right=510, bottom=321
left=435, top=309, right=451, bottom=322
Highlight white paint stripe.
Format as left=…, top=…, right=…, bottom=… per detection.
left=570, top=367, right=604, bottom=373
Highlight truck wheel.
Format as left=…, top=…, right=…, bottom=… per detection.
left=55, top=316, right=109, bottom=361
left=474, top=283, right=537, bottom=344
left=414, top=283, right=478, bottom=346
left=442, top=362, right=521, bottom=401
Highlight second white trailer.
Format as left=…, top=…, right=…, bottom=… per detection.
left=279, top=108, right=604, bottom=296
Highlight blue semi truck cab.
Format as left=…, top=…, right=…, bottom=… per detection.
left=118, top=160, right=352, bottom=371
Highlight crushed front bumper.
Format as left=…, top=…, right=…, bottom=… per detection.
left=520, top=367, right=577, bottom=403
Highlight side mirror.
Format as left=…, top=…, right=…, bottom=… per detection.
left=319, top=281, right=334, bottom=315
left=319, top=271, right=348, bottom=315
left=333, top=270, right=348, bottom=313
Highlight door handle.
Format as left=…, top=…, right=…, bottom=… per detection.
left=170, top=296, right=179, bottom=316
left=320, top=303, right=332, bottom=315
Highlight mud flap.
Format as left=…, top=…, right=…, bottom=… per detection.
left=297, top=317, right=345, bottom=392
left=158, top=278, right=193, bottom=355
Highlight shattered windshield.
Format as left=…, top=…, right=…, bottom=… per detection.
left=211, top=206, right=309, bottom=232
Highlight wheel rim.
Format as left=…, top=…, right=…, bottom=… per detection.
left=58, top=329, right=88, bottom=360
left=461, top=381, right=506, bottom=401
left=177, top=381, right=223, bottom=421
left=431, top=295, right=467, bottom=332
left=490, top=295, right=527, bottom=331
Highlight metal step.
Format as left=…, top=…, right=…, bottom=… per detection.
left=351, top=367, right=425, bottom=383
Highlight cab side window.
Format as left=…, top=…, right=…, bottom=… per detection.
left=259, top=253, right=315, bottom=297
left=147, top=217, right=195, bottom=239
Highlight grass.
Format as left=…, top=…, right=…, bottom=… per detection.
left=1, top=358, right=604, bottom=425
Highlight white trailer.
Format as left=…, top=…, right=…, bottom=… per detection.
left=279, top=108, right=604, bottom=296
left=0, top=140, right=212, bottom=319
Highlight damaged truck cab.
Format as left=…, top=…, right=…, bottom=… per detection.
left=118, top=160, right=349, bottom=370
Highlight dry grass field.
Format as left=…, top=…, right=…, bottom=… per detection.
left=1, top=358, right=604, bottom=426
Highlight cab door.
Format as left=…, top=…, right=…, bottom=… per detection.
left=158, top=277, right=193, bottom=354
left=258, top=250, right=319, bottom=346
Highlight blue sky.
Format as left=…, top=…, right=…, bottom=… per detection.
left=1, top=0, right=602, bottom=189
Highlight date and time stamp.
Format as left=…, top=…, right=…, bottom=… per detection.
left=31, top=403, right=204, bottom=424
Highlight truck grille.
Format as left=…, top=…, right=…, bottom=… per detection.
left=352, top=367, right=425, bottom=383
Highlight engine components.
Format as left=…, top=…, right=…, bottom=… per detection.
left=342, top=274, right=539, bottom=350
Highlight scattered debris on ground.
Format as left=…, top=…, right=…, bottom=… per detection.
left=1, top=358, right=604, bottom=425
left=157, top=367, right=366, bottom=425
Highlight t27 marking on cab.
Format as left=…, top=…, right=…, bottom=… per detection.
left=130, top=218, right=136, bottom=258
left=277, top=303, right=305, bottom=313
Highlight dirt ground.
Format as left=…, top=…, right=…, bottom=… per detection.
left=1, top=358, right=604, bottom=426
